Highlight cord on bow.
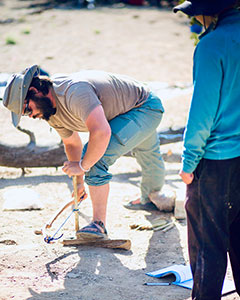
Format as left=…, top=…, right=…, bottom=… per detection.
left=41, top=191, right=87, bottom=244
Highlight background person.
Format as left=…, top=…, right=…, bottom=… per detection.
left=174, top=0, right=240, bottom=299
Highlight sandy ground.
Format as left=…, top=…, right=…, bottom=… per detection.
left=0, top=1, right=238, bottom=300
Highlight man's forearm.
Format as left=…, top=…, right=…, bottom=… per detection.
left=62, top=132, right=84, bottom=182
left=64, top=143, right=82, bottom=161
left=81, top=128, right=111, bottom=171
left=62, top=106, right=111, bottom=177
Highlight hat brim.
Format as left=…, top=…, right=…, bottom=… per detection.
left=11, top=65, right=39, bottom=127
left=173, top=0, right=238, bottom=16
left=173, top=1, right=196, bottom=16
left=11, top=111, right=21, bottom=127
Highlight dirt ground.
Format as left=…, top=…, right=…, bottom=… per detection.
left=0, top=1, right=238, bottom=300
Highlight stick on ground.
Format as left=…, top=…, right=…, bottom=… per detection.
left=62, top=238, right=131, bottom=251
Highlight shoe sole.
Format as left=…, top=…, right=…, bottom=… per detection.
left=124, top=203, right=158, bottom=211
left=76, top=231, right=108, bottom=240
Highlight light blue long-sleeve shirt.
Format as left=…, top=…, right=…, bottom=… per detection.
left=182, top=9, right=240, bottom=173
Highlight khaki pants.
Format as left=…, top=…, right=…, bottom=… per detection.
left=83, top=92, right=165, bottom=204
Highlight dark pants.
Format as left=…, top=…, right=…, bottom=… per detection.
left=185, top=157, right=240, bottom=300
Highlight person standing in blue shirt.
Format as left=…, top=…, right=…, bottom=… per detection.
left=173, top=1, right=240, bottom=299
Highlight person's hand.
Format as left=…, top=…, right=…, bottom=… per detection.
left=62, top=161, right=84, bottom=177
left=179, top=170, right=194, bottom=184
left=72, top=182, right=88, bottom=202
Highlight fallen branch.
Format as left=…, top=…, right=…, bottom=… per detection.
left=0, top=142, right=66, bottom=168
left=0, top=126, right=183, bottom=169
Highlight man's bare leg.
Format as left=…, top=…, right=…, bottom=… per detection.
left=89, top=183, right=109, bottom=226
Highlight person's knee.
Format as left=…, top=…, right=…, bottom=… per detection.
left=85, top=174, right=112, bottom=186
left=84, top=161, right=112, bottom=186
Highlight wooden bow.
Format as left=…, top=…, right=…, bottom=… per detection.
left=36, top=176, right=87, bottom=243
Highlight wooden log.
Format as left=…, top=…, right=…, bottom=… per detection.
left=0, top=142, right=67, bottom=168
left=0, top=125, right=66, bottom=168
left=62, top=238, right=131, bottom=251
left=158, top=126, right=184, bottom=145
left=0, top=126, right=184, bottom=169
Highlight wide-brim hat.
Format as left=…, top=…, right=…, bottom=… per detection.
left=3, top=65, right=39, bottom=127
left=173, top=0, right=237, bottom=16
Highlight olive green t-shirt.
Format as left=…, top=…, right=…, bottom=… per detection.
left=48, top=70, right=150, bottom=139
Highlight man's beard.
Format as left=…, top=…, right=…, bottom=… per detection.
left=32, top=95, right=56, bottom=121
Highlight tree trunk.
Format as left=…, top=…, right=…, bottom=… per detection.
left=0, top=126, right=184, bottom=169
left=0, top=142, right=67, bottom=168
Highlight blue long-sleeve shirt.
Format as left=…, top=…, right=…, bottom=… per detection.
left=182, top=9, right=240, bottom=173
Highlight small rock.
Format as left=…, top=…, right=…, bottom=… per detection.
left=2, top=188, right=44, bottom=211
